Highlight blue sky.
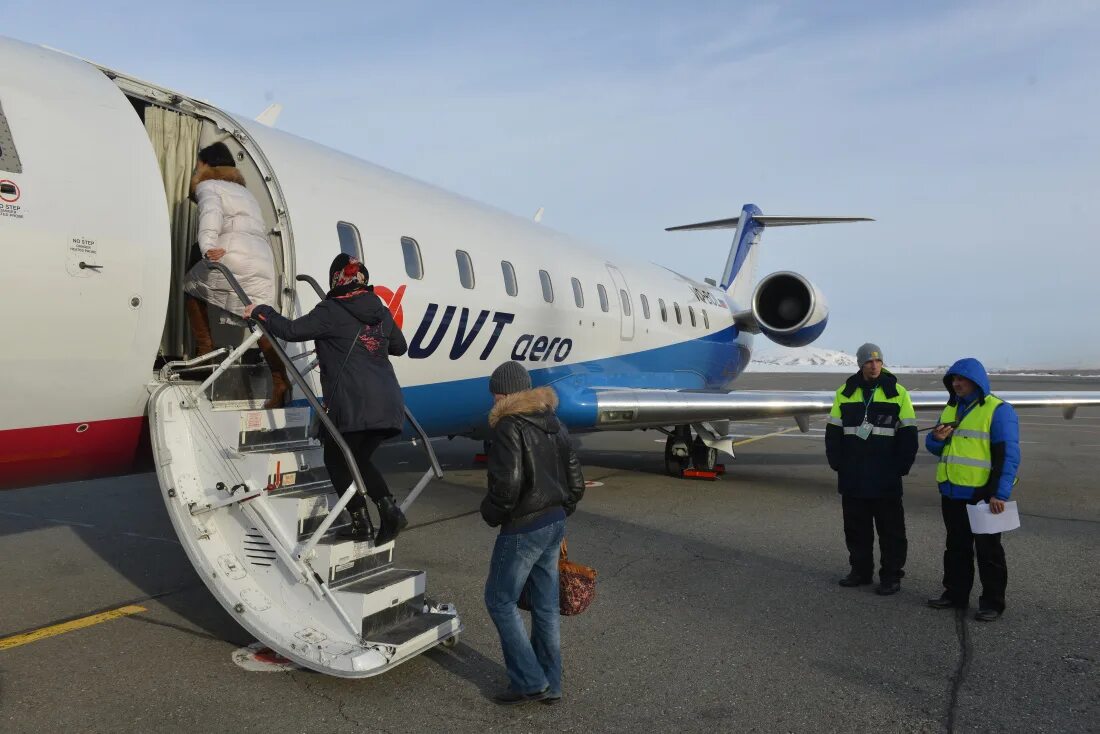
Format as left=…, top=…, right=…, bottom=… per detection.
left=6, top=1, right=1100, bottom=366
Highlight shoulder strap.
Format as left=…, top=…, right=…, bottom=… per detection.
left=324, top=300, right=366, bottom=406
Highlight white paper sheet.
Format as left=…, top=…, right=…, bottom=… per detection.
left=966, top=501, right=1020, bottom=534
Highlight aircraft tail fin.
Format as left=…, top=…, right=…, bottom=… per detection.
left=666, top=205, right=873, bottom=302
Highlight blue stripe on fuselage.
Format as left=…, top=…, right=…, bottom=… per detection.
left=401, top=326, right=749, bottom=436
left=291, top=328, right=749, bottom=437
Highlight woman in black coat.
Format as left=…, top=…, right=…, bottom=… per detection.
left=245, top=254, right=408, bottom=543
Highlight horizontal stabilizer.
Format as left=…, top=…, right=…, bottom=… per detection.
left=666, top=216, right=873, bottom=232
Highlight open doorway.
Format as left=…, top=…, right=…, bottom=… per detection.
left=126, top=97, right=286, bottom=363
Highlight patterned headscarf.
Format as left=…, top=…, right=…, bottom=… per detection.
left=327, top=254, right=371, bottom=299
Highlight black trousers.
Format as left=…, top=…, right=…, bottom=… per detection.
left=941, top=496, right=1007, bottom=611
left=841, top=495, right=907, bottom=582
left=323, top=429, right=395, bottom=513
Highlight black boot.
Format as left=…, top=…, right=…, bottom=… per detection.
left=338, top=505, right=374, bottom=540
left=374, top=496, right=408, bottom=545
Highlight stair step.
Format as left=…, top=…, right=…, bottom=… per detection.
left=316, top=535, right=394, bottom=584
left=365, top=611, right=458, bottom=647
left=238, top=407, right=313, bottom=452
left=266, top=491, right=333, bottom=537
left=333, top=568, right=424, bottom=619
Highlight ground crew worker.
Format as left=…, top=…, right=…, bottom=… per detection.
left=925, top=358, right=1020, bottom=622
left=825, top=343, right=918, bottom=595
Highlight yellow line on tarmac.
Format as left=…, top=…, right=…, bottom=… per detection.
left=0, top=604, right=146, bottom=651
left=732, top=426, right=801, bottom=447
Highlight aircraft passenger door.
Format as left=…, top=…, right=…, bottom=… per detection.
left=606, top=264, right=635, bottom=341
left=0, top=38, right=170, bottom=429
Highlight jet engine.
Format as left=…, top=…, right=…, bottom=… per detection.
left=750, top=271, right=829, bottom=347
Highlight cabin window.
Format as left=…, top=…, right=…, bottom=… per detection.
left=456, top=250, right=475, bottom=289
left=703, top=309, right=710, bottom=329
left=659, top=298, right=668, bottom=322
left=571, top=277, right=584, bottom=307
left=674, top=302, right=682, bottom=324
left=620, top=289, right=632, bottom=316
left=539, top=270, right=554, bottom=302
left=337, top=221, right=363, bottom=260
left=502, top=260, right=518, bottom=296
left=688, top=305, right=697, bottom=327
left=0, top=101, right=22, bottom=174
left=597, top=284, right=610, bottom=312
left=401, top=237, right=423, bottom=280
left=640, top=294, right=650, bottom=319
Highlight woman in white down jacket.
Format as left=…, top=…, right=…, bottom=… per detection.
left=183, top=142, right=288, bottom=407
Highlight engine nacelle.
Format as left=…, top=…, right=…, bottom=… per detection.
left=751, top=271, right=829, bottom=348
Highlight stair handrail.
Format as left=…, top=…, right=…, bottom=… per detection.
left=294, top=274, right=443, bottom=480
left=202, top=261, right=375, bottom=547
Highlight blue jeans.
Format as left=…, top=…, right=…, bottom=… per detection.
left=484, top=519, right=566, bottom=696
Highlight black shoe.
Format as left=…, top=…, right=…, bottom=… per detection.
left=927, top=595, right=962, bottom=610
left=542, top=694, right=562, bottom=706
left=494, top=687, right=549, bottom=706
left=974, top=608, right=1002, bottom=622
left=374, top=496, right=408, bottom=545
left=338, top=506, right=374, bottom=540
left=838, top=571, right=873, bottom=587
left=876, top=580, right=901, bottom=596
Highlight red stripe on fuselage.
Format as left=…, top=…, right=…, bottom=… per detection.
left=0, top=417, right=148, bottom=490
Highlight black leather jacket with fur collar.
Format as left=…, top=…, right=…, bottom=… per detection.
left=481, top=387, right=586, bottom=530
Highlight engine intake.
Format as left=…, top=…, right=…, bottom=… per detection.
left=751, top=271, right=829, bottom=347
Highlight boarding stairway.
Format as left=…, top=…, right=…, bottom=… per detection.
left=146, top=264, right=459, bottom=677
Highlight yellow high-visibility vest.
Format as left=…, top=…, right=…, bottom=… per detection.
left=935, top=395, right=1003, bottom=487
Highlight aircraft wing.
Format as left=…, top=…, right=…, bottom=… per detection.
left=585, top=388, right=1100, bottom=429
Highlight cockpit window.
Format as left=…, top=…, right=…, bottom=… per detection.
left=0, top=100, right=23, bottom=174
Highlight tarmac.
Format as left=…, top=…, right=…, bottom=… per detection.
left=1, top=373, right=1097, bottom=733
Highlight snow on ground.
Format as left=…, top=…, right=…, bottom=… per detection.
left=748, top=346, right=939, bottom=373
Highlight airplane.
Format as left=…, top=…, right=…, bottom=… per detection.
left=3, top=35, right=1098, bottom=676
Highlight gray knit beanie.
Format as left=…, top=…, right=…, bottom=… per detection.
left=856, top=343, right=885, bottom=366
left=489, top=361, right=532, bottom=395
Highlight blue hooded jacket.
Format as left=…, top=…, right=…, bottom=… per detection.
left=925, top=358, right=1020, bottom=501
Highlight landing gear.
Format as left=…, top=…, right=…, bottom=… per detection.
left=663, top=425, right=723, bottom=478
left=664, top=435, right=690, bottom=476
left=691, top=436, right=718, bottom=472
left=663, top=426, right=692, bottom=477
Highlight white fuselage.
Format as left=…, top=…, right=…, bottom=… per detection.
left=0, top=36, right=749, bottom=488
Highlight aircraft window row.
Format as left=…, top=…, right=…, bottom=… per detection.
left=571, top=277, right=584, bottom=308
left=501, top=260, right=518, bottom=296
left=378, top=240, right=714, bottom=330
left=402, top=237, right=424, bottom=280
left=337, top=221, right=363, bottom=261
left=456, top=249, right=475, bottom=289
left=539, top=269, right=554, bottom=303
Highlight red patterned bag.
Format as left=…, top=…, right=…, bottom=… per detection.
left=518, top=539, right=597, bottom=615
left=557, top=539, right=597, bottom=616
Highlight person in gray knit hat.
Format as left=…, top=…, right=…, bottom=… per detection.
left=481, top=361, right=586, bottom=706
left=489, top=360, right=533, bottom=396
left=825, top=342, right=918, bottom=596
